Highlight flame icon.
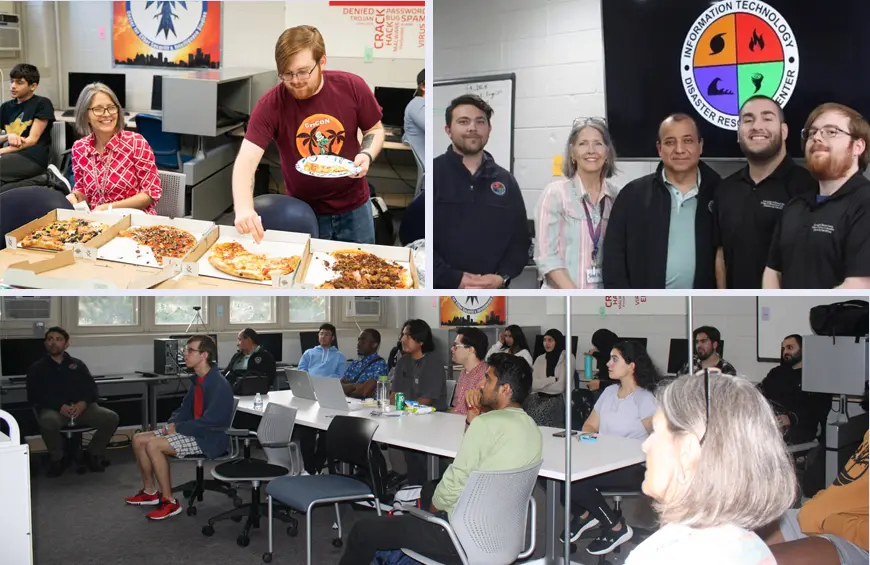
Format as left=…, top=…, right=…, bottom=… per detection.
left=749, top=29, right=765, bottom=52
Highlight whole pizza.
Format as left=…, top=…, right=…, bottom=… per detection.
left=20, top=218, right=108, bottom=251
left=208, top=242, right=301, bottom=281
left=119, top=225, right=197, bottom=264
left=318, top=250, right=413, bottom=289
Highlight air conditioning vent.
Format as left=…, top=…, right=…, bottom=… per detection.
left=1, top=297, right=52, bottom=320
left=0, top=13, right=22, bottom=51
left=344, top=297, right=382, bottom=319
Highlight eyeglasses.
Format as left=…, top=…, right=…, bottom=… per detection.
left=573, top=116, right=607, bottom=128
left=183, top=347, right=202, bottom=354
left=278, top=66, right=317, bottom=83
left=89, top=105, right=119, bottom=117
left=699, top=368, right=711, bottom=446
left=801, top=125, right=855, bottom=142
left=451, top=342, right=470, bottom=350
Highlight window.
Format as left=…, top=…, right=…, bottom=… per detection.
left=288, top=297, right=328, bottom=323
left=78, top=297, right=138, bottom=326
left=154, top=297, right=207, bottom=326
left=230, top=297, right=276, bottom=325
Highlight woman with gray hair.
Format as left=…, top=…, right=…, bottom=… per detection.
left=625, top=370, right=797, bottom=564
left=534, top=118, right=619, bottom=288
left=66, top=82, right=161, bottom=213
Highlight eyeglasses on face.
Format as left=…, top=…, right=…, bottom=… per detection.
left=279, top=65, right=317, bottom=82
left=89, top=105, right=119, bottom=117
left=801, top=125, right=855, bottom=142
left=183, top=347, right=202, bottom=354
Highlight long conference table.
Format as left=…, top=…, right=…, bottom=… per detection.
left=236, top=390, right=645, bottom=565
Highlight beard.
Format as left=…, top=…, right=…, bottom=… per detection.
left=739, top=131, right=782, bottom=162
left=287, top=67, right=322, bottom=100
left=451, top=135, right=486, bottom=156
left=782, top=353, right=802, bottom=367
left=806, top=141, right=854, bottom=181
left=696, top=348, right=713, bottom=361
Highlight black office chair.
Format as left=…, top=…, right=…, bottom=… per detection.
left=253, top=194, right=319, bottom=237
left=398, top=190, right=424, bottom=245
left=0, top=186, right=74, bottom=250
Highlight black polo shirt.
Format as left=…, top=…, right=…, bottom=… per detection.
left=26, top=352, right=98, bottom=412
left=767, top=172, right=870, bottom=288
left=714, top=157, right=816, bottom=288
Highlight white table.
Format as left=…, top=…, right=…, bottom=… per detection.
left=237, top=391, right=645, bottom=564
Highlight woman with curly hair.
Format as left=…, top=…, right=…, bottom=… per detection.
left=562, top=340, right=660, bottom=556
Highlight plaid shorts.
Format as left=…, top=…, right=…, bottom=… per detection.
left=153, top=429, right=203, bottom=458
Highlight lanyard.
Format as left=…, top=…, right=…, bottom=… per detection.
left=581, top=197, right=605, bottom=261
left=93, top=148, right=113, bottom=208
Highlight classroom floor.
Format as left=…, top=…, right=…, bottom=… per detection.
left=29, top=446, right=650, bottom=565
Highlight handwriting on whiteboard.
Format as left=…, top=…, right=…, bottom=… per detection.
left=464, top=83, right=504, bottom=103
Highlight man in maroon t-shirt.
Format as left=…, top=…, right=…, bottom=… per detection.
left=232, top=25, right=385, bottom=244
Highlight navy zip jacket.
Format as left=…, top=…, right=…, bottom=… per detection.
left=169, top=366, right=234, bottom=459
left=434, top=146, right=530, bottom=288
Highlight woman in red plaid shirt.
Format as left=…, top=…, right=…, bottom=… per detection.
left=66, top=83, right=161, bottom=214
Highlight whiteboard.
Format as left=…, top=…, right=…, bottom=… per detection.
left=546, top=297, right=687, bottom=316
left=433, top=74, right=515, bottom=172
left=756, top=296, right=866, bottom=361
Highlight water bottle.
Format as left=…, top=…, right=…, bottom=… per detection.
left=376, top=375, right=389, bottom=411
left=584, top=354, right=594, bottom=380
left=254, top=393, right=263, bottom=411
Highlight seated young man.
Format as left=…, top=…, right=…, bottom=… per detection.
left=298, top=323, right=346, bottom=378
left=26, top=326, right=119, bottom=477
left=125, top=335, right=234, bottom=520
left=342, top=328, right=388, bottom=399
left=223, top=328, right=277, bottom=389
left=338, top=354, right=543, bottom=565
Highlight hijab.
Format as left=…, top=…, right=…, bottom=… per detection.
left=591, top=329, right=619, bottom=377
left=544, top=329, right=566, bottom=377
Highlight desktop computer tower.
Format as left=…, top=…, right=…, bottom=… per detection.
left=153, top=338, right=179, bottom=375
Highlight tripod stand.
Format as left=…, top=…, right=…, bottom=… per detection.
left=186, top=306, right=207, bottom=335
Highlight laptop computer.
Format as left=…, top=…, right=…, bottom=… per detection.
left=287, top=369, right=317, bottom=401
left=310, top=376, right=353, bottom=412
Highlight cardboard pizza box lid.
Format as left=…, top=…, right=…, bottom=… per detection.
left=3, top=250, right=181, bottom=289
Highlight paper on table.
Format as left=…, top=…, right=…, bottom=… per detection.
left=301, top=251, right=413, bottom=288
left=196, top=236, right=307, bottom=285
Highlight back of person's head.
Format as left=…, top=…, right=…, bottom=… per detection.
left=404, top=319, right=435, bottom=353
left=275, top=25, right=326, bottom=72
left=488, top=353, right=532, bottom=404
left=416, top=69, right=424, bottom=88
left=613, top=340, right=659, bottom=391
left=456, top=327, right=488, bottom=361
left=693, top=325, right=721, bottom=347
left=505, top=324, right=530, bottom=354
left=45, top=326, right=70, bottom=342
left=652, top=372, right=796, bottom=529
left=189, top=335, right=218, bottom=366
left=591, top=328, right=619, bottom=353
left=240, top=327, right=259, bottom=344
left=10, top=63, right=39, bottom=85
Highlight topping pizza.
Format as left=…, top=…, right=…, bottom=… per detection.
left=317, top=250, right=413, bottom=289
left=20, top=219, right=108, bottom=251
left=303, top=161, right=353, bottom=176
left=208, top=242, right=301, bottom=281
left=119, top=225, right=197, bottom=264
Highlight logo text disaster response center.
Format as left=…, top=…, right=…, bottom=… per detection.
left=681, top=0, right=799, bottom=131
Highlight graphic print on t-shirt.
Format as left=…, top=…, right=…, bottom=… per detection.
left=4, top=116, right=33, bottom=136
left=296, top=113, right=346, bottom=157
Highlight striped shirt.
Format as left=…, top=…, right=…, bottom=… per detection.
left=534, top=177, right=618, bottom=288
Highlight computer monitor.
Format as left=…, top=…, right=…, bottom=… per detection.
left=151, top=75, right=163, bottom=111
left=0, top=338, right=46, bottom=376
left=257, top=332, right=283, bottom=363
left=374, top=86, right=416, bottom=129
left=68, top=72, right=127, bottom=108
left=667, top=338, right=726, bottom=374
left=533, top=335, right=579, bottom=360
left=299, top=331, right=337, bottom=354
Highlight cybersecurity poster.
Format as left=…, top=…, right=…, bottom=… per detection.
left=440, top=297, right=507, bottom=327
left=113, top=1, right=222, bottom=69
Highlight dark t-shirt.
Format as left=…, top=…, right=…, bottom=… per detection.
left=391, top=352, right=447, bottom=411
left=245, top=70, right=383, bottom=215
left=0, top=94, right=55, bottom=168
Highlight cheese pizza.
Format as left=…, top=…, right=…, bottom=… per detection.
left=303, top=161, right=353, bottom=176
left=317, top=249, right=413, bottom=289
left=119, top=225, right=197, bottom=264
left=208, top=242, right=301, bottom=281
left=20, top=218, right=108, bottom=251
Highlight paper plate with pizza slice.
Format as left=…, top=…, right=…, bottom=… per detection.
left=295, top=155, right=361, bottom=178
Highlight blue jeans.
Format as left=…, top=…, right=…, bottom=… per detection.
left=316, top=200, right=375, bottom=244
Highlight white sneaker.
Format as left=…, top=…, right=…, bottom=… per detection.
left=47, top=164, right=71, bottom=194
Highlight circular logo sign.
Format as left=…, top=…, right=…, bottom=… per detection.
left=450, top=297, right=494, bottom=316
left=126, top=1, right=209, bottom=51
left=681, top=1, right=799, bottom=131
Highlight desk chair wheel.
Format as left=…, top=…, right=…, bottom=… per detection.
left=332, top=538, right=343, bottom=548
left=201, top=525, right=215, bottom=537
left=236, top=534, right=250, bottom=547
left=187, top=506, right=197, bottom=516
left=233, top=496, right=244, bottom=507
left=262, top=552, right=273, bottom=563
left=286, top=521, right=299, bottom=537
left=183, top=489, right=192, bottom=498
left=231, top=515, right=243, bottom=523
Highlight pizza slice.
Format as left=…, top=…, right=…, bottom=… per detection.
left=208, top=241, right=301, bottom=281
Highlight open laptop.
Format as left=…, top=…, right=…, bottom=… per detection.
left=286, top=369, right=317, bottom=401
left=310, top=376, right=353, bottom=412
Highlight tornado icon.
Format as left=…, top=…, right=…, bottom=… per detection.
left=751, top=73, right=764, bottom=93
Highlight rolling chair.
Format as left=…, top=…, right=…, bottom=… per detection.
left=253, top=194, right=319, bottom=237
left=155, top=170, right=186, bottom=218
left=406, top=141, right=424, bottom=197
left=0, top=186, right=74, bottom=250
left=576, top=489, right=654, bottom=565
left=134, top=113, right=194, bottom=171
left=400, top=461, right=542, bottom=565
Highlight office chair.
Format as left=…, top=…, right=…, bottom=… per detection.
left=134, top=113, right=194, bottom=171
left=155, top=170, right=186, bottom=218
left=253, top=194, right=319, bottom=237
left=406, top=141, right=424, bottom=197
left=0, top=186, right=74, bottom=250
left=581, top=489, right=655, bottom=565
left=398, top=190, right=424, bottom=245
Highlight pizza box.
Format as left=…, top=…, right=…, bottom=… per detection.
left=95, top=214, right=216, bottom=268
left=181, top=225, right=310, bottom=288
left=3, top=250, right=182, bottom=289
left=4, top=209, right=130, bottom=252
left=294, top=238, right=420, bottom=289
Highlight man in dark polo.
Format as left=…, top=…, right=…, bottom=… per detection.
left=223, top=328, right=277, bottom=389
left=26, top=326, right=119, bottom=477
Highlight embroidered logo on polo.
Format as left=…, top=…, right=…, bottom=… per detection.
left=254, top=356, right=262, bottom=364
left=490, top=181, right=506, bottom=196
left=296, top=114, right=346, bottom=157
left=760, top=199, right=785, bottom=210
left=811, top=223, right=835, bottom=234
left=69, top=363, right=78, bottom=370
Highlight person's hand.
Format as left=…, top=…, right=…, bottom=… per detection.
left=350, top=153, right=371, bottom=178
left=59, top=405, right=72, bottom=417
left=586, top=347, right=598, bottom=355
left=499, top=331, right=506, bottom=345
left=588, top=379, right=601, bottom=391
left=466, top=274, right=504, bottom=289
left=466, top=406, right=481, bottom=424
left=776, top=414, right=790, bottom=428
left=162, top=423, right=176, bottom=435
left=7, top=133, right=22, bottom=147
left=458, top=272, right=481, bottom=289
left=93, top=203, right=112, bottom=211
left=234, top=208, right=265, bottom=243
left=465, top=389, right=482, bottom=411
left=72, top=401, right=87, bottom=417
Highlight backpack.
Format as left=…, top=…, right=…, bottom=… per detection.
left=809, top=300, right=869, bottom=338
left=371, top=196, right=395, bottom=246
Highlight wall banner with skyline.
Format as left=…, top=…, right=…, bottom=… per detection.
left=440, top=297, right=507, bottom=328
left=113, top=1, right=222, bottom=69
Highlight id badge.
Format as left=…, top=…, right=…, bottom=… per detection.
left=586, top=266, right=602, bottom=284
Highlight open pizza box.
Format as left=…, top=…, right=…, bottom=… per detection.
left=4, top=209, right=129, bottom=252
left=94, top=214, right=216, bottom=268
left=293, top=238, right=420, bottom=289
left=181, top=225, right=310, bottom=288
left=2, top=250, right=182, bottom=289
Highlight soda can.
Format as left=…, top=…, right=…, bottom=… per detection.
left=395, top=392, right=405, bottom=411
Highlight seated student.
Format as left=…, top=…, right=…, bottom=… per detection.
left=484, top=324, right=534, bottom=369
left=66, top=82, right=162, bottom=213
left=125, top=336, right=234, bottom=520
left=223, top=328, right=277, bottom=390
left=758, top=334, right=832, bottom=445
left=678, top=325, right=737, bottom=376
left=584, top=328, right=620, bottom=392
left=341, top=329, right=388, bottom=399
left=338, top=354, right=543, bottom=565
left=526, top=329, right=575, bottom=427
left=26, top=326, right=119, bottom=477
left=449, top=327, right=488, bottom=415
left=565, top=340, right=658, bottom=555
left=297, top=323, right=346, bottom=378
left=0, top=63, right=67, bottom=192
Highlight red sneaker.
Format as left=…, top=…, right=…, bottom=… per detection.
left=146, top=498, right=182, bottom=520
left=125, top=490, right=161, bottom=505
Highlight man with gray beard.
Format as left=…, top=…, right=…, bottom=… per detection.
left=712, top=95, right=815, bottom=289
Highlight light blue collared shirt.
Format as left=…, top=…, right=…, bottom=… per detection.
left=662, top=168, right=701, bottom=289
